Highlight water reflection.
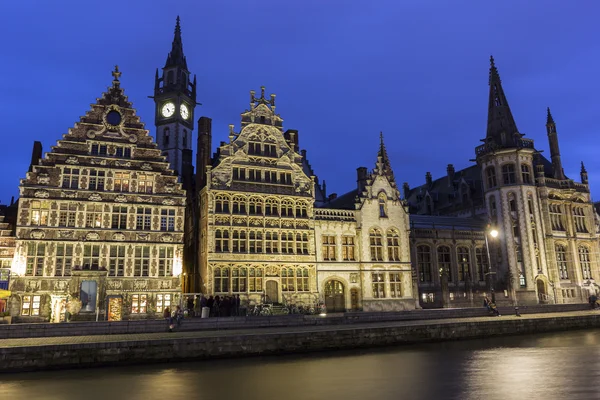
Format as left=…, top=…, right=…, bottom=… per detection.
left=2, top=330, right=600, bottom=400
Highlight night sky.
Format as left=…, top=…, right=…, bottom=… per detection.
left=2, top=1, right=600, bottom=204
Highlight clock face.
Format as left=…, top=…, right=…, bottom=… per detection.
left=161, top=102, right=175, bottom=118
left=180, top=104, right=189, bottom=120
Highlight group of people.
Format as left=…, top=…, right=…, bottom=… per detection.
left=186, top=294, right=243, bottom=318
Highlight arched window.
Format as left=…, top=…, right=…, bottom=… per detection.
left=378, top=193, right=387, bottom=218
left=163, top=127, right=170, bottom=146
left=555, top=244, right=569, bottom=280
left=579, top=246, right=592, bottom=280
left=295, top=202, right=308, bottom=218
left=249, top=197, right=263, bottom=215
left=417, top=245, right=432, bottom=282
left=232, top=196, right=246, bottom=215
left=438, top=246, right=452, bottom=281
left=232, top=267, right=248, bottom=292
left=215, top=195, right=230, bottom=214
left=457, top=246, right=470, bottom=282
left=215, top=230, right=229, bottom=252
left=214, top=267, right=230, bottom=293
left=549, top=204, right=565, bottom=231
left=265, top=198, right=279, bottom=217
left=387, top=229, right=400, bottom=261
left=281, top=200, right=294, bottom=217
left=369, top=228, right=383, bottom=261
left=521, top=164, right=531, bottom=184
left=182, top=130, right=188, bottom=149
left=573, top=207, right=587, bottom=233
left=475, top=247, right=488, bottom=282
left=502, top=164, right=516, bottom=184
left=486, top=166, right=497, bottom=189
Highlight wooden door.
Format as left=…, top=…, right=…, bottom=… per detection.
left=325, top=280, right=345, bottom=312
left=265, top=280, right=278, bottom=304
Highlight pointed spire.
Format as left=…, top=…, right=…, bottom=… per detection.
left=164, top=16, right=187, bottom=69
left=581, top=161, right=587, bottom=173
left=581, top=161, right=588, bottom=184
left=375, top=132, right=395, bottom=182
left=546, top=107, right=565, bottom=180
left=486, top=56, right=519, bottom=147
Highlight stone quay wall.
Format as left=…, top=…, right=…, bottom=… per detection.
left=1, top=311, right=599, bottom=373
left=0, top=303, right=589, bottom=339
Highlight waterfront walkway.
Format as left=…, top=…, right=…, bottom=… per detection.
left=1, top=309, right=597, bottom=349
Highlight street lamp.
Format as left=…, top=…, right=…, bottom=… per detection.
left=485, top=227, right=499, bottom=302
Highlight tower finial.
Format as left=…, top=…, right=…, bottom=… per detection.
left=176, top=15, right=181, bottom=32
left=261, top=86, right=265, bottom=99
left=164, top=16, right=187, bottom=69
left=112, top=65, right=121, bottom=86
left=581, top=161, right=587, bottom=173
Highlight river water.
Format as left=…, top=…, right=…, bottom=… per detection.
left=2, top=329, right=600, bottom=400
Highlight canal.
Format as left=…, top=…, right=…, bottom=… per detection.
left=1, top=329, right=599, bottom=400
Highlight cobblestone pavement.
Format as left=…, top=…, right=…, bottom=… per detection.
left=1, top=310, right=597, bottom=349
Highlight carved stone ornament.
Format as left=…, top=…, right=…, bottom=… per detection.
left=91, top=158, right=107, bottom=166
left=65, top=156, right=79, bottom=165
left=141, top=163, right=152, bottom=171
left=37, top=174, right=50, bottom=185
left=107, top=280, right=123, bottom=290
left=89, top=193, right=102, bottom=202
left=128, top=134, right=138, bottom=143
left=134, top=280, right=148, bottom=291
left=160, top=234, right=174, bottom=243
left=116, top=161, right=131, bottom=168
left=30, top=229, right=46, bottom=239
left=54, top=280, right=69, bottom=291
left=114, top=195, right=127, bottom=203
left=137, top=233, right=150, bottom=241
left=164, top=184, right=176, bottom=194
left=86, top=232, right=100, bottom=241
left=265, top=265, right=279, bottom=277
left=61, top=191, right=77, bottom=199
left=136, top=196, right=151, bottom=203
left=159, top=280, right=171, bottom=290
left=34, top=190, right=50, bottom=198
left=58, top=230, right=74, bottom=239
left=162, top=198, right=175, bottom=206
left=112, top=232, right=125, bottom=241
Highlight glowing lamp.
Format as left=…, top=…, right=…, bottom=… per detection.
left=490, top=229, right=499, bottom=238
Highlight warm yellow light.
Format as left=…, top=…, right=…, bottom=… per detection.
left=490, top=229, right=499, bottom=238
left=11, top=249, right=26, bottom=276
left=172, top=251, right=183, bottom=277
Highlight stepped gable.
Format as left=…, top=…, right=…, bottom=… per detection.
left=209, top=86, right=313, bottom=198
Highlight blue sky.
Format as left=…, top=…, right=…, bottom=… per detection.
left=1, top=0, right=599, bottom=203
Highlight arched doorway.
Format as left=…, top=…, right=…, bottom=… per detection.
left=325, top=280, right=345, bottom=312
left=537, top=279, right=547, bottom=303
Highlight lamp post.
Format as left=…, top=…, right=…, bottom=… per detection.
left=485, top=227, right=499, bottom=303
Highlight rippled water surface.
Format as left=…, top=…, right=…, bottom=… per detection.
left=2, top=330, right=600, bottom=400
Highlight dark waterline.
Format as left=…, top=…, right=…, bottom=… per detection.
left=2, top=329, right=600, bottom=400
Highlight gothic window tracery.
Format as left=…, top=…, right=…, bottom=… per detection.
left=387, top=229, right=400, bottom=261
left=369, top=228, right=384, bottom=261
left=555, top=244, right=569, bottom=279
left=215, top=194, right=230, bottom=214
left=573, top=206, right=587, bottom=233
left=549, top=204, right=565, bottom=231
left=579, top=246, right=592, bottom=280
left=265, top=198, right=279, bottom=217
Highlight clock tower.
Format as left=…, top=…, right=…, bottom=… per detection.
left=154, top=16, right=197, bottom=178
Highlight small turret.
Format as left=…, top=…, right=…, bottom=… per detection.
left=402, top=182, right=410, bottom=200
left=546, top=107, right=565, bottom=180
left=426, top=172, right=433, bottom=187
left=581, top=161, right=588, bottom=184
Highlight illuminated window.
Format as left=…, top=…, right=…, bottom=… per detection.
left=85, top=204, right=103, bottom=228
left=390, top=273, right=402, bottom=298
left=109, top=245, right=125, bottom=277
left=21, top=295, right=41, bottom=316
left=113, top=172, right=130, bottom=192
left=372, top=272, right=385, bottom=298
left=457, top=246, right=470, bottom=281
left=156, top=294, right=171, bottom=313
left=62, top=168, right=80, bottom=189
left=342, top=236, right=355, bottom=261
left=322, top=235, right=336, bottom=261
left=281, top=267, right=295, bottom=292
left=387, top=229, right=400, bottom=261
left=249, top=268, right=264, bottom=292
left=158, top=246, right=174, bottom=276
left=417, top=245, right=432, bottom=282
left=369, top=228, right=383, bottom=261
left=59, top=203, right=77, bottom=227
left=55, top=244, right=73, bottom=277
left=137, top=174, right=154, bottom=194
left=30, top=200, right=49, bottom=226
left=26, top=242, right=45, bottom=276
left=438, top=246, right=452, bottom=281
left=579, top=246, right=592, bottom=280
left=134, top=246, right=150, bottom=277
left=131, top=294, right=147, bottom=314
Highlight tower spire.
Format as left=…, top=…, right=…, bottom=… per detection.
left=581, top=161, right=588, bottom=184
left=375, top=132, right=395, bottom=182
left=546, top=107, right=565, bottom=180
left=486, top=56, right=519, bottom=147
left=165, top=15, right=187, bottom=69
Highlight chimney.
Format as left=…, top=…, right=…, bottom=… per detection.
left=402, top=182, right=410, bottom=200
left=447, top=164, right=455, bottom=187
left=328, top=193, right=337, bottom=202
left=196, top=117, right=212, bottom=190
left=581, top=162, right=589, bottom=185
left=181, top=149, right=194, bottom=192
left=357, top=167, right=368, bottom=193
left=29, top=141, right=43, bottom=172
left=426, top=172, right=432, bottom=187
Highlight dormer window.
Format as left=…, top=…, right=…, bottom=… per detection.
left=260, top=116, right=266, bottom=124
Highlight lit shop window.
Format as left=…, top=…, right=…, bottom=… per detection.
left=22, top=295, right=41, bottom=316
left=131, top=294, right=147, bottom=314
left=156, top=294, right=171, bottom=313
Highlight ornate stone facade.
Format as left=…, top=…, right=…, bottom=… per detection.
left=8, top=68, right=185, bottom=322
